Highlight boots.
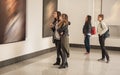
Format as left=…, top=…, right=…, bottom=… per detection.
left=67, top=53, right=70, bottom=58
left=53, top=58, right=60, bottom=65
left=98, top=58, right=105, bottom=61
left=58, top=62, right=68, bottom=69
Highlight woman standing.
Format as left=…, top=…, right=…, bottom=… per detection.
left=97, top=14, right=110, bottom=63
left=49, top=11, right=62, bottom=65
left=83, top=15, right=92, bottom=54
left=57, top=14, right=70, bottom=69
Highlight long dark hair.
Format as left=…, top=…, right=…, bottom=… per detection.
left=54, top=11, right=61, bottom=22
left=85, top=15, right=92, bottom=26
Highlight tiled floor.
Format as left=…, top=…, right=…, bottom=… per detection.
left=0, top=47, right=120, bottom=75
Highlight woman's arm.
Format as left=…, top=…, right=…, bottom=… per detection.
left=100, top=22, right=108, bottom=36
left=57, top=25, right=68, bottom=33
left=49, top=23, right=55, bottom=32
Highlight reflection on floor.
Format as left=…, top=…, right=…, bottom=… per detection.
left=0, top=47, right=120, bottom=75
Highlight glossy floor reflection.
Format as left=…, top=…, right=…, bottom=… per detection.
left=0, top=48, right=120, bottom=75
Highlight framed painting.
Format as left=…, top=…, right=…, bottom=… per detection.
left=43, top=0, right=58, bottom=37
left=0, top=0, right=26, bottom=44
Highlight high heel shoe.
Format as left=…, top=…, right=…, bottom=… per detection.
left=53, top=62, right=60, bottom=65
left=67, top=53, right=70, bottom=58
left=53, top=58, right=60, bottom=65
left=58, top=65, right=66, bottom=69
left=65, top=62, right=68, bottom=67
left=58, top=62, right=68, bottom=69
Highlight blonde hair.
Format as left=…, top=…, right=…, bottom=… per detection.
left=58, top=14, right=69, bottom=28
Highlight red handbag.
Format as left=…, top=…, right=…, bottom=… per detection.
left=91, top=27, right=96, bottom=35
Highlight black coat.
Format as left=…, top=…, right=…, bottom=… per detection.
left=83, top=22, right=91, bottom=35
left=57, top=24, right=69, bottom=37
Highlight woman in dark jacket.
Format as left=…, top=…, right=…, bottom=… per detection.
left=83, top=15, right=92, bottom=54
left=57, top=14, right=70, bottom=69
left=49, top=11, right=62, bottom=65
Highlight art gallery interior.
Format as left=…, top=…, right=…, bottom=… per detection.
left=0, top=0, right=120, bottom=75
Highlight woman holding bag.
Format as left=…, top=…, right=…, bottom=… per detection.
left=97, top=14, right=110, bottom=63
left=83, top=15, right=92, bottom=54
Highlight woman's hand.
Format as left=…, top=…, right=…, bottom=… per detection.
left=60, top=32, right=63, bottom=35
left=49, top=23, right=54, bottom=28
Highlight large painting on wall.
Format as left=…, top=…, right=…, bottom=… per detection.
left=43, top=0, right=58, bottom=37
left=0, top=0, right=26, bottom=44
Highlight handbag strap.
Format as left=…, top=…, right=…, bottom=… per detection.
left=100, top=22, right=109, bottom=30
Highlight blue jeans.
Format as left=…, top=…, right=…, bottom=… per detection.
left=84, top=35, right=90, bottom=53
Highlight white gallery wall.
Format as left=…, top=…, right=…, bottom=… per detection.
left=0, top=0, right=54, bottom=61
left=58, top=0, right=120, bottom=47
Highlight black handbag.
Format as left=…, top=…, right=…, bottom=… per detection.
left=100, top=23, right=110, bottom=38
left=104, top=28, right=110, bottom=38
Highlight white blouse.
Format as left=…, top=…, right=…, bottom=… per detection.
left=97, top=21, right=108, bottom=36
left=55, top=24, right=60, bottom=40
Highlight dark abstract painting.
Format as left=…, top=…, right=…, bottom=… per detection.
left=43, top=0, right=57, bottom=37
left=0, top=0, right=26, bottom=44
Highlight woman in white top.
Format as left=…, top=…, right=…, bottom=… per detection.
left=97, top=14, right=110, bottom=63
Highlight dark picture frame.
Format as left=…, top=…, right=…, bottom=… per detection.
left=42, top=0, right=58, bottom=37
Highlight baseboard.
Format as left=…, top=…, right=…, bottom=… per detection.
left=70, top=44, right=120, bottom=51
left=0, top=47, right=55, bottom=68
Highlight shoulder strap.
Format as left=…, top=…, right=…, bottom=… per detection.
left=100, top=23, right=103, bottom=29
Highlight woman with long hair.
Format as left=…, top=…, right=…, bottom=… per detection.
left=49, top=11, right=62, bottom=65
left=83, top=15, right=92, bottom=54
left=57, top=14, right=70, bottom=69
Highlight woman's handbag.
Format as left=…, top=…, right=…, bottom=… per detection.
left=104, top=28, right=110, bottom=38
left=91, top=26, right=96, bottom=35
left=100, top=23, right=110, bottom=38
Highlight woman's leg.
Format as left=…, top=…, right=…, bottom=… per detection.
left=53, top=40, right=61, bottom=65
left=63, top=36, right=70, bottom=57
left=99, top=35, right=105, bottom=60
left=59, top=37, right=68, bottom=69
left=101, top=37, right=110, bottom=62
left=98, top=35, right=109, bottom=62
left=59, top=46, right=67, bottom=69
left=85, top=35, right=90, bottom=53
